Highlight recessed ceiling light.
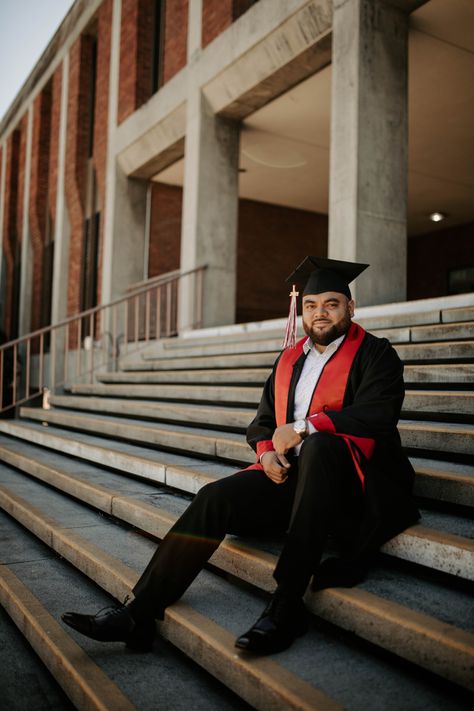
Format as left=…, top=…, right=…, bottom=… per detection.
left=429, top=212, right=446, bottom=223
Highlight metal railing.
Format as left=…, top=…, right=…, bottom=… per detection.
left=0, top=266, right=206, bottom=414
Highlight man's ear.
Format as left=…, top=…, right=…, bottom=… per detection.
left=348, top=299, right=355, bottom=318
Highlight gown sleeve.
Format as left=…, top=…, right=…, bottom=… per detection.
left=308, top=338, right=405, bottom=440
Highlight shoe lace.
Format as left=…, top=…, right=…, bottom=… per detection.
left=95, top=604, right=127, bottom=619
left=95, top=594, right=131, bottom=618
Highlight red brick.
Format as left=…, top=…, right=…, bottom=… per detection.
left=1, top=116, right=27, bottom=338
left=148, top=182, right=182, bottom=277
left=162, top=0, right=188, bottom=84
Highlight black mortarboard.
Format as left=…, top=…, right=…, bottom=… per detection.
left=286, top=256, right=369, bottom=299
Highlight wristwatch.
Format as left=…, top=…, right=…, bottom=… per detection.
left=293, top=419, right=308, bottom=439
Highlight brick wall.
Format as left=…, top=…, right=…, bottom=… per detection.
left=162, top=0, right=188, bottom=84
left=408, top=223, right=474, bottom=300
left=119, top=0, right=188, bottom=124
left=148, top=182, right=182, bottom=276
left=202, top=0, right=256, bottom=47
left=65, top=4, right=111, bottom=320
left=29, top=84, right=53, bottom=332
left=237, top=199, right=328, bottom=323
left=118, top=0, right=154, bottom=123
left=65, top=34, right=94, bottom=318
left=1, top=117, right=27, bottom=338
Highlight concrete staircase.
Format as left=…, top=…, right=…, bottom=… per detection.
left=0, top=296, right=473, bottom=710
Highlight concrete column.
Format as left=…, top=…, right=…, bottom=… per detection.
left=328, top=0, right=409, bottom=305
left=179, top=89, right=240, bottom=331
left=19, top=105, right=34, bottom=336
left=187, top=0, right=202, bottom=62
left=51, top=54, right=70, bottom=325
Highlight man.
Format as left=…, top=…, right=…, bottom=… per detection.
left=62, top=256, right=419, bottom=655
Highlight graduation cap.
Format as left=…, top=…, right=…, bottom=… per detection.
left=286, top=256, right=369, bottom=299
left=282, top=256, right=369, bottom=348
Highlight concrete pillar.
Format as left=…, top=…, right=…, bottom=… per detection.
left=19, top=105, right=34, bottom=336
left=51, top=55, right=70, bottom=325
left=187, top=0, right=202, bottom=62
left=328, top=0, right=409, bottom=305
left=179, top=89, right=240, bottom=330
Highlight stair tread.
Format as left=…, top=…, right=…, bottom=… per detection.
left=0, top=511, right=252, bottom=711
left=0, top=470, right=473, bottom=703
left=1, top=420, right=473, bottom=492
left=0, top=443, right=472, bottom=583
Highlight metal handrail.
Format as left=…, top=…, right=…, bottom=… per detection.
left=0, top=265, right=207, bottom=414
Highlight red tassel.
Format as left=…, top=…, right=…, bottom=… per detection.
left=282, top=285, right=299, bottom=349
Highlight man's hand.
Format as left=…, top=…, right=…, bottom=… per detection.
left=272, top=423, right=302, bottom=456
left=260, top=451, right=291, bottom=484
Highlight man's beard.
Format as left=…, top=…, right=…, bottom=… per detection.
left=303, top=312, right=352, bottom=346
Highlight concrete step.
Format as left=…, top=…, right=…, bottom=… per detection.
left=402, top=390, right=474, bottom=417
left=97, top=367, right=271, bottom=385
left=399, top=420, right=474, bottom=456
left=412, top=457, right=474, bottom=507
left=0, top=559, right=138, bottom=711
left=120, top=350, right=280, bottom=371
left=404, top=364, right=474, bottom=385
left=0, top=464, right=473, bottom=698
left=51, top=394, right=255, bottom=430
left=18, top=405, right=474, bottom=458
left=137, top=330, right=474, bottom=367
left=66, top=382, right=263, bottom=405
left=100, top=363, right=474, bottom=386
left=148, top=320, right=473, bottom=354
left=2, top=423, right=472, bottom=508
left=442, top=306, right=474, bottom=324
left=0, top=432, right=472, bottom=581
left=410, top=322, right=474, bottom=343
left=120, top=340, right=474, bottom=373
left=0, top=602, right=75, bottom=711
left=59, top=386, right=474, bottom=418
left=394, top=341, right=474, bottom=363
left=0, top=498, right=325, bottom=711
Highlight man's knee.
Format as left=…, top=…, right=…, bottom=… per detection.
left=299, top=432, right=336, bottom=462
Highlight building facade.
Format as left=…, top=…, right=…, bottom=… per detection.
left=0, top=0, right=473, bottom=340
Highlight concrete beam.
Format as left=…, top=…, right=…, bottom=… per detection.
left=328, top=0, right=409, bottom=306
left=204, top=0, right=332, bottom=119
left=117, top=103, right=186, bottom=179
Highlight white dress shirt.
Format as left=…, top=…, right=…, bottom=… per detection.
left=293, top=333, right=345, bottom=454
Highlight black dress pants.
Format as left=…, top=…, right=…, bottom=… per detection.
left=130, top=433, right=364, bottom=621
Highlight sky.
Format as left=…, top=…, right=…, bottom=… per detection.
left=0, top=0, right=75, bottom=122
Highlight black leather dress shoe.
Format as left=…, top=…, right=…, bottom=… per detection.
left=61, top=604, right=155, bottom=652
left=235, top=589, right=308, bottom=655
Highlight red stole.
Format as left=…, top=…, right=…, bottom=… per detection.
left=254, top=322, right=375, bottom=488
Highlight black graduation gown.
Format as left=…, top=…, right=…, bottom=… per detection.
left=246, top=330, right=421, bottom=566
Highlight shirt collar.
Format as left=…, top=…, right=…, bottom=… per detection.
left=303, top=332, right=346, bottom=355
